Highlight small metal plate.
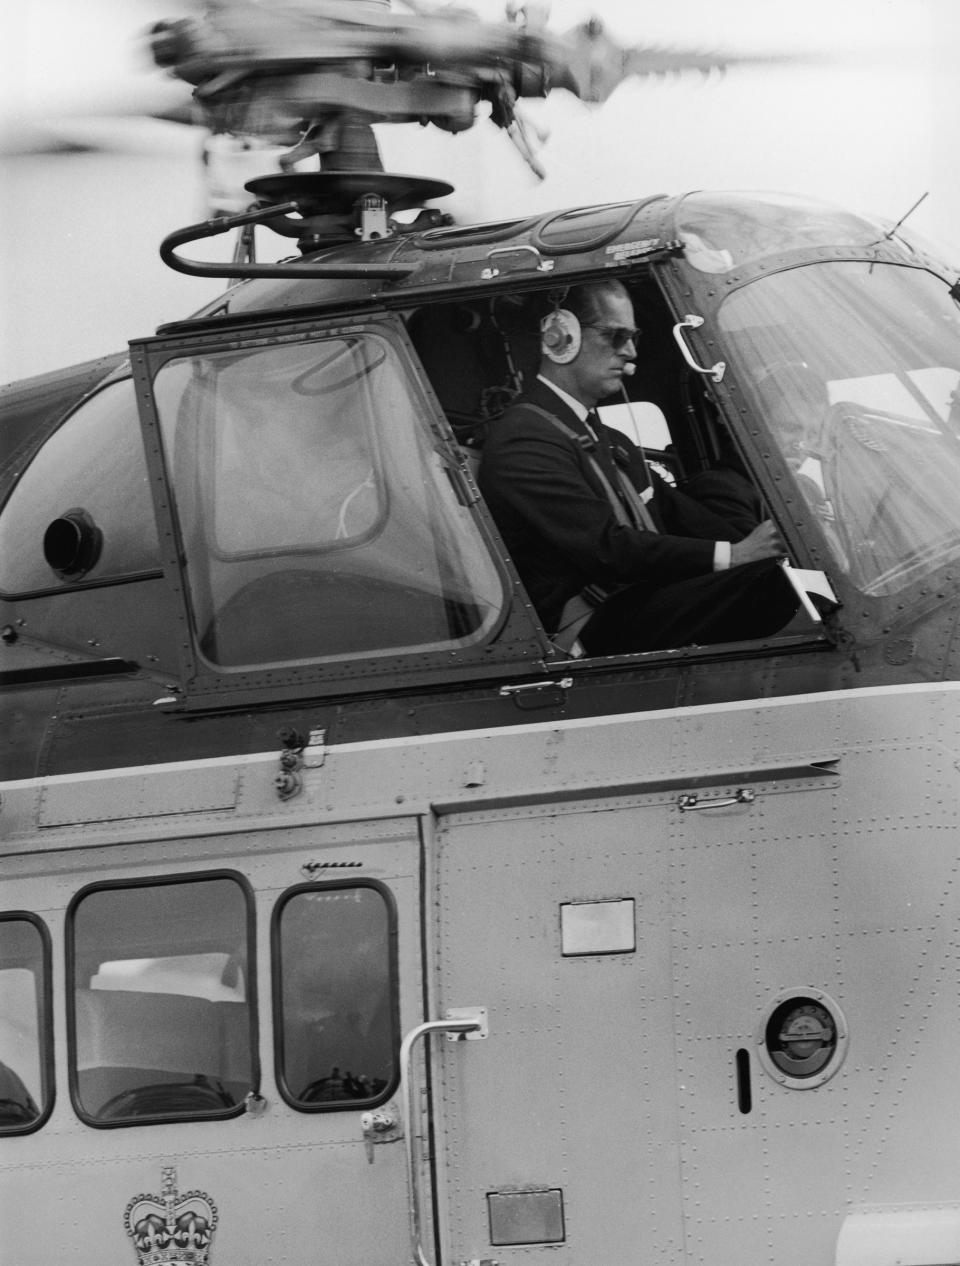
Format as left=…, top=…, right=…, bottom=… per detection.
left=487, top=1189, right=565, bottom=1246
left=561, top=898, right=636, bottom=956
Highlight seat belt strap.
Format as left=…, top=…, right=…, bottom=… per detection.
left=522, top=404, right=655, bottom=530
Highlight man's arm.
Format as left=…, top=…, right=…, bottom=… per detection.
left=481, top=410, right=718, bottom=588
left=730, top=520, right=788, bottom=566
left=679, top=467, right=764, bottom=538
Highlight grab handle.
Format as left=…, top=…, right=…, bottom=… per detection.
left=672, top=314, right=726, bottom=382
left=399, top=1008, right=489, bottom=1266
left=678, top=788, right=756, bottom=811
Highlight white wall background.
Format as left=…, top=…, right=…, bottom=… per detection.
left=1, top=0, right=957, bottom=384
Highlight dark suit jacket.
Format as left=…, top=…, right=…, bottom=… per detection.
left=478, top=381, right=741, bottom=634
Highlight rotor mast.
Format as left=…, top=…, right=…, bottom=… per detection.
left=149, top=0, right=565, bottom=264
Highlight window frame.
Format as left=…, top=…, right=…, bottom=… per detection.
left=65, top=869, right=259, bottom=1130
left=130, top=313, right=551, bottom=710
left=271, top=878, right=400, bottom=1115
left=0, top=911, right=55, bottom=1137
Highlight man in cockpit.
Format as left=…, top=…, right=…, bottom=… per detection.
left=477, top=279, right=799, bottom=655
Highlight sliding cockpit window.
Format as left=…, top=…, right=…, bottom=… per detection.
left=149, top=331, right=507, bottom=670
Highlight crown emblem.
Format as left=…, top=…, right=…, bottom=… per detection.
left=124, top=1166, right=218, bottom=1266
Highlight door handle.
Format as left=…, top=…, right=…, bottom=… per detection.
left=400, top=1008, right=489, bottom=1266
left=678, top=787, right=756, bottom=811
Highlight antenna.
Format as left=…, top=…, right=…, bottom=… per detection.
left=883, top=190, right=929, bottom=241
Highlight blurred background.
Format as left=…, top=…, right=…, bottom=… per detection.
left=1, top=0, right=958, bottom=385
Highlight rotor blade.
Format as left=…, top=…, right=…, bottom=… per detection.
left=1, top=0, right=195, bottom=156
left=149, top=2, right=562, bottom=79
left=556, top=18, right=816, bottom=103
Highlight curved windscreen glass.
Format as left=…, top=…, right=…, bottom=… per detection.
left=0, top=379, right=159, bottom=595
left=718, top=261, right=960, bottom=596
left=676, top=192, right=885, bottom=275
left=152, top=332, right=505, bottom=668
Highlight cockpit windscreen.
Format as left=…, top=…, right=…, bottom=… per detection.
left=719, top=262, right=960, bottom=596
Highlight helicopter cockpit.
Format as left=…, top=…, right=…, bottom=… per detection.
left=134, top=191, right=956, bottom=685
left=3, top=190, right=960, bottom=735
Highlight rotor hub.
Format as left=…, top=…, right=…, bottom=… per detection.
left=245, top=171, right=454, bottom=249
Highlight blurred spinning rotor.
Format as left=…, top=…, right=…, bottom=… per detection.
left=145, top=0, right=806, bottom=177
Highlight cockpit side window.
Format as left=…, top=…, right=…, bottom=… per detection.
left=0, top=914, right=53, bottom=1135
left=272, top=882, right=397, bottom=1111
left=0, top=378, right=160, bottom=597
left=67, top=873, right=256, bottom=1127
left=150, top=331, right=506, bottom=670
left=407, top=286, right=684, bottom=472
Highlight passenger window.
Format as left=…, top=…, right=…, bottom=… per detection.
left=0, top=378, right=160, bottom=596
left=68, top=874, right=255, bottom=1126
left=273, top=883, right=397, bottom=1110
left=0, top=914, right=53, bottom=1133
left=150, top=332, right=506, bottom=669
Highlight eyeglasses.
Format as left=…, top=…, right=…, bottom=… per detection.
left=583, top=324, right=640, bottom=352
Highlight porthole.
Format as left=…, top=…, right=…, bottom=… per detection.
left=43, top=508, right=102, bottom=580
left=755, top=987, right=848, bottom=1089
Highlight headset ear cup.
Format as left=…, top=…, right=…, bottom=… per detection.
left=540, top=309, right=582, bottom=364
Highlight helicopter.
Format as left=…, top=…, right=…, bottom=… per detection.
left=2, top=2, right=960, bottom=1264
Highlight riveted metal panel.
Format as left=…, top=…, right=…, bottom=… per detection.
left=434, top=794, right=684, bottom=1264
left=4, top=683, right=960, bottom=1263
left=37, top=762, right=239, bottom=826
left=430, top=684, right=960, bottom=1265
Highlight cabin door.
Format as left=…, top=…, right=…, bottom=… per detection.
left=431, top=799, right=683, bottom=1264
left=0, top=815, right=425, bottom=1266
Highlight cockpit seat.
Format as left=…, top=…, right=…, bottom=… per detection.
left=408, top=305, right=494, bottom=443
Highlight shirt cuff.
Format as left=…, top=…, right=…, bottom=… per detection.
left=713, top=541, right=731, bottom=571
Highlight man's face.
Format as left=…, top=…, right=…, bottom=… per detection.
left=569, top=289, right=638, bottom=405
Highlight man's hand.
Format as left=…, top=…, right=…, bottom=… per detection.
left=729, top=519, right=788, bottom=567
